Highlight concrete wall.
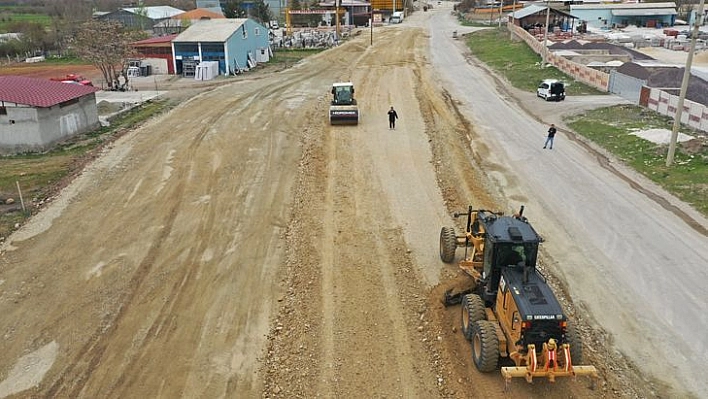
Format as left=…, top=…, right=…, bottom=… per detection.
left=643, top=87, right=708, bottom=132
left=510, top=24, right=610, bottom=91
left=0, top=94, right=100, bottom=154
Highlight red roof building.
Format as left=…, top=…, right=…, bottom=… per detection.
left=0, top=76, right=101, bottom=154
left=132, top=34, right=178, bottom=74
left=0, top=76, right=99, bottom=108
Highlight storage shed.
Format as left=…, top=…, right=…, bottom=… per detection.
left=133, top=34, right=178, bottom=74
left=97, top=6, right=185, bottom=30
left=570, top=2, right=677, bottom=29
left=0, top=76, right=100, bottom=154
left=172, top=19, right=270, bottom=76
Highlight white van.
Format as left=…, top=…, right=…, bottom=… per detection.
left=390, top=11, right=404, bottom=24
left=537, top=79, right=565, bottom=101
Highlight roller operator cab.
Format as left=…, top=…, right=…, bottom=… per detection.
left=329, top=82, right=359, bottom=125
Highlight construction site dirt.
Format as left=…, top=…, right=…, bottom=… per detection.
left=1, top=5, right=707, bottom=399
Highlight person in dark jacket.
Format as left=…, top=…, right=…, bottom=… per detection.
left=388, top=106, right=399, bottom=129
left=543, top=124, right=556, bottom=149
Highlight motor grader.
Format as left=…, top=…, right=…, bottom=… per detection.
left=440, top=205, right=598, bottom=387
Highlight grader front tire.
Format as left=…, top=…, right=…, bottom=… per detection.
left=439, top=227, right=457, bottom=263
left=461, top=294, right=486, bottom=340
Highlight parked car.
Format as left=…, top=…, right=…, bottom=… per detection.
left=537, top=79, right=565, bottom=101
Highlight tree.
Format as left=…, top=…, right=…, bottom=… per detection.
left=251, top=0, right=273, bottom=24
left=45, top=0, right=92, bottom=57
left=223, top=0, right=247, bottom=18
left=72, top=20, right=146, bottom=90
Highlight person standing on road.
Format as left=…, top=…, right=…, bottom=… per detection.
left=388, top=106, right=399, bottom=129
left=543, top=123, right=557, bottom=149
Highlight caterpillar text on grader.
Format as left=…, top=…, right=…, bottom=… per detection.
left=329, top=82, right=359, bottom=125
left=440, top=205, right=598, bottom=388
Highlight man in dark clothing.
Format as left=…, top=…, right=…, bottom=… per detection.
left=388, top=106, right=398, bottom=129
left=543, top=124, right=556, bottom=149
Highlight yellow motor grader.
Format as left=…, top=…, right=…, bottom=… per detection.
left=440, top=205, right=598, bottom=387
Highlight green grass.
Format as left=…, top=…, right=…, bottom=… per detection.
left=464, top=28, right=604, bottom=95
left=0, top=100, right=171, bottom=239
left=270, top=48, right=323, bottom=65
left=43, top=55, right=87, bottom=65
left=567, top=105, right=708, bottom=216
left=0, top=11, right=51, bottom=33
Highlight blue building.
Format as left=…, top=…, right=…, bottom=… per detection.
left=172, top=19, right=271, bottom=76
left=570, top=2, right=677, bottom=29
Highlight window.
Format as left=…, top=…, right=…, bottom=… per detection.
left=242, top=24, right=247, bottom=39
left=255, top=27, right=261, bottom=36
left=0, top=106, right=6, bottom=115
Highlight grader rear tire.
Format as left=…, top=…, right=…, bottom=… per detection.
left=471, top=320, right=499, bottom=372
left=461, top=294, right=486, bottom=340
left=439, top=227, right=457, bottom=263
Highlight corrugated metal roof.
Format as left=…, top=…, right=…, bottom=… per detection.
left=133, top=34, right=178, bottom=46
left=612, top=8, right=677, bottom=16
left=510, top=4, right=578, bottom=20
left=511, top=4, right=546, bottom=19
left=173, top=19, right=249, bottom=42
left=0, top=76, right=100, bottom=108
left=571, top=2, right=676, bottom=10
left=172, top=8, right=225, bottom=20
left=123, top=6, right=184, bottom=20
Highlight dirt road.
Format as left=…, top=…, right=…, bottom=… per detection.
left=1, top=5, right=705, bottom=399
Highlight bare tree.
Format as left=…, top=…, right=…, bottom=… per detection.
left=72, top=20, right=146, bottom=90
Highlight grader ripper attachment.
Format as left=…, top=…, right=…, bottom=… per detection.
left=440, top=205, right=598, bottom=387
left=501, top=339, right=599, bottom=386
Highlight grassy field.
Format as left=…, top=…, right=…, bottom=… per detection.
left=270, top=48, right=323, bottom=67
left=0, top=10, right=51, bottom=33
left=461, top=25, right=707, bottom=218
left=464, top=28, right=604, bottom=95
left=567, top=106, right=708, bottom=215
left=0, top=100, right=172, bottom=240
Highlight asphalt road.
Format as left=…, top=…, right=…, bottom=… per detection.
left=424, top=6, right=708, bottom=396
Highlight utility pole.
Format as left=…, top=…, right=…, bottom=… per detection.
left=498, top=0, right=503, bottom=28
left=335, top=0, right=340, bottom=39
left=542, top=0, right=551, bottom=67
left=510, top=0, right=517, bottom=39
left=666, top=0, right=705, bottom=166
left=370, top=2, right=373, bottom=45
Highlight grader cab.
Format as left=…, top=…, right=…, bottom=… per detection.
left=440, top=205, right=598, bottom=387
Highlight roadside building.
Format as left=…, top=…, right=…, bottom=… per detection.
left=508, top=4, right=579, bottom=33
left=195, top=0, right=287, bottom=22
left=97, top=6, right=184, bottom=31
left=172, top=19, right=270, bottom=77
left=196, top=0, right=224, bottom=15
left=153, top=8, right=225, bottom=35
left=611, top=61, right=708, bottom=105
left=132, top=34, right=178, bottom=74
left=570, top=2, right=677, bottom=29
left=0, top=76, right=100, bottom=154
